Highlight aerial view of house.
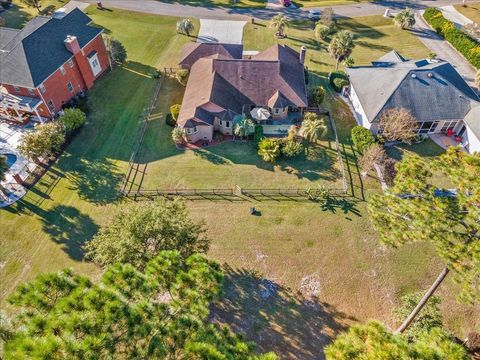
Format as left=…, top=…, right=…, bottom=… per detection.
left=0, top=8, right=110, bottom=122
left=177, top=43, right=308, bottom=142
left=347, top=50, right=480, bottom=153
left=0, top=0, right=479, bottom=359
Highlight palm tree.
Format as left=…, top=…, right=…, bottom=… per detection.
left=476, top=70, right=480, bottom=88
left=301, top=112, right=327, bottom=143
left=233, top=116, right=254, bottom=139
left=394, top=8, right=416, bottom=29
left=270, top=14, right=289, bottom=38
left=328, top=30, right=355, bottom=70
left=258, top=139, right=280, bottom=162
left=0, top=155, right=8, bottom=197
left=172, top=127, right=185, bottom=144
left=176, top=19, right=195, bottom=36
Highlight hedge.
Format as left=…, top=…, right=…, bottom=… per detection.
left=329, top=71, right=350, bottom=92
left=351, top=126, right=376, bottom=154
left=423, top=7, right=480, bottom=69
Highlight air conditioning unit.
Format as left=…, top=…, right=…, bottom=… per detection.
left=52, top=8, right=67, bottom=19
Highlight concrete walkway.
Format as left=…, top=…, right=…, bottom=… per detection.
left=439, top=5, right=473, bottom=28
left=63, top=0, right=90, bottom=12
left=198, top=19, right=246, bottom=44
left=413, top=13, right=477, bottom=87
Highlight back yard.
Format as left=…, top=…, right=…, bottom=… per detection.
left=1, top=7, right=478, bottom=359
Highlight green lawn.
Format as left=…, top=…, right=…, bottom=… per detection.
left=454, top=2, right=480, bottom=24
left=293, top=0, right=370, bottom=7
left=1, top=0, right=67, bottom=28
left=1, top=8, right=478, bottom=356
left=159, top=0, right=266, bottom=8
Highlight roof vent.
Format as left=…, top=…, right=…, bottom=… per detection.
left=427, top=72, right=433, bottom=78
left=411, top=73, right=417, bottom=79
left=52, top=7, right=67, bottom=19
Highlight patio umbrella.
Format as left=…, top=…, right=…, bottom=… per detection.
left=250, top=107, right=270, bottom=121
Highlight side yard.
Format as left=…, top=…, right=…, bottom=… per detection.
left=1, top=8, right=477, bottom=358
left=454, top=2, right=480, bottom=24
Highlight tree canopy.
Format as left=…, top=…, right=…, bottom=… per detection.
left=3, top=251, right=276, bottom=359
left=379, top=108, right=418, bottom=144
left=270, top=14, right=289, bottom=37
left=301, top=112, right=328, bottom=143
left=84, top=198, right=209, bottom=269
left=328, top=31, right=354, bottom=70
left=18, top=122, right=65, bottom=159
left=368, top=147, right=480, bottom=304
left=325, top=321, right=468, bottom=359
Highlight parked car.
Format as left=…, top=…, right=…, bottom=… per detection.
left=282, top=0, right=292, bottom=6
left=308, top=9, right=321, bottom=20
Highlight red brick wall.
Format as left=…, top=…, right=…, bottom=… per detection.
left=1, top=34, right=110, bottom=116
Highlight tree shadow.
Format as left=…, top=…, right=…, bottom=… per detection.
left=210, top=266, right=355, bottom=359
left=59, top=154, right=123, bottom=205
left=1, top=3, right=32, bottom=29
left=193, top=148, right=228, bottom=165
left=41, top=205, right=99, bottom=261
left=318, top=196, right=362, bottom=218
left=337, top=17, right=386, bottom=40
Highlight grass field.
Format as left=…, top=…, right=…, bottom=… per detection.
left=0, top=0, right=67, bottom=28
left=1, top=8, right=478, bottom=357
left=293, top=0, right=369, bottom=7
left=454, top=2, right=480, bottom=24
left=160, top=0, right=266, bottom=8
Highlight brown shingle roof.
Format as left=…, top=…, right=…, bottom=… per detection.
left=177, top=44, right=307, bottom=128
left=179, top=42, right=243, bottom=69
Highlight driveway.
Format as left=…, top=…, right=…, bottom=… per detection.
left=198, top=19, right=246, bottom=44
left=439, top=5, right=473, bottom=28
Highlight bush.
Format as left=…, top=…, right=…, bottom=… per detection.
left=351, top=126, right=376, bottom=153
left=107, top=38, right=127, bottom=64
left=281, top=140, right=304, bottom=158
left=424, top=7, right=480, bottom=68
left=314, top=23, right=331, bottom=41
left=59, top=108, right=86, bottom=135
left=165, top=113, right=176, bottom=127
left=74, top=96, right=90, bottom=115
left=329, top=71, right=349, bottom=92
left=258, top=138, right=281, bottom=162
left=309, top=85, right=326, bottom=106
left=176, top=69, right=189, bottom=85
left=0, top=0, right=12, bottom=9
left=170, top=104, right=181, bottom=121
left=254, top=124, right=264, bottom=143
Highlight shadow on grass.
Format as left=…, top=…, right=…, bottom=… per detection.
left=210, top=266, right=355, bottom=359
left=4, top=200, right=98, bottom=261
left=318, top=196, right=362, bottom=217
left=41, top=205, right=99, bottom=261
left=154, top=0, right=266, bottom=8
left=385, top=139, right=445, bottom=161
left=1, top=3, right=32, bottom=29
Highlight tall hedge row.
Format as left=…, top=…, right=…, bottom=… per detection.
left=423, top=7, right=480, bottom=69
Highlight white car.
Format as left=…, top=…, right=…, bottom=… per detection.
left=308, top=10, right=321, bottom=21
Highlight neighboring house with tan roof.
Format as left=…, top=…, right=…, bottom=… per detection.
left=346, top=50, right=480, bottom=153
left=177, top=43, right=308, bottom=143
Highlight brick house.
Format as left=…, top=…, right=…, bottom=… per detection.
left=0, top=8, right=110, bottom=123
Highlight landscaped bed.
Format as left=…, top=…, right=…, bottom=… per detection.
left=1, top=8, right=477, bottom=357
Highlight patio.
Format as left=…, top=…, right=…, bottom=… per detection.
left=0, top=121, right=41, bottom=207
left=430, top=133, right=467, bottom=152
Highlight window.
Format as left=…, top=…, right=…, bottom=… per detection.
left=88, top=53, right=102, bottom=77
left=13, top=86, right=20, bottom=93
left=186, top=127, right=198, bottom=135
left=39, top=84, right=46, bottom=94
left=28, top=88, right=35, bottom=96
left=67, top=82, right=74, bottom=92
left=47, top=100, right=55, bottom=112
left=224, top=121, right=230, bottom=128
left=273, top=108, right=283, bottom=115
left=441, top=120, right=456, bottom=133
left=68, top=59, right=74, bottom=68
left=60, top=66, right=66, bottom=75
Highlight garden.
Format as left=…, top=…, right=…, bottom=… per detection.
left=1, top=6, right=478, bottom=358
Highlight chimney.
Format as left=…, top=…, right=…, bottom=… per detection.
left=64, top=35, right=80, bottom=54
left=299, top=46, right=306, bottom=65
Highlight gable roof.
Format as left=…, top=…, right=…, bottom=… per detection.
left=0, top=9, right=102, bottom=88
left=177, top=44, right=307, bottom=127
left=179, top=42, right=243, bottom=68
left=347, top=52, right=480, bottom=123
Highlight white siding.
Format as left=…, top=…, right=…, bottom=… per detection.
left=462, top=124, right=480, bottom=153
left=349, top=85, right=372, bottom=130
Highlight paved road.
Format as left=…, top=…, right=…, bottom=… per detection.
left=414, top=13, right=477, bottom=87
left=80, top=0, right=462, bottom=20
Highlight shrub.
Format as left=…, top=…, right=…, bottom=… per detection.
left=351, top=126, right=376, bottom=153
left=172, top=127, right=185, bottom=144
left=165, top=113, right=176, bottom=127
left=18, top=122, right=65, bottom=159
left=254, top=124, right=264, bottom=143
left=309, top=85, right=326, bottom=106
left=359, top=143, right=387, bottom=174
left=170, top=104, right=181, bottom=121
left=258, top=138, right=280, bottom=162
left=383, top=158, right=397, bottom=186
left=329, top=71, right=349, bottom=92
left=281, top=140, right=304, bottom=158
left=176, top=69, right=189, bottom=85
left=107, top=38, right=127, bottom=64
left=75, top=96, right=90, bottom=115
left=314, top=23, right=331, bottom=41
left=379, top=108, right=419, bottom=144
left=59, top=108, right=86, bottom=135
left=423, top=7, right=480, bottom=68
